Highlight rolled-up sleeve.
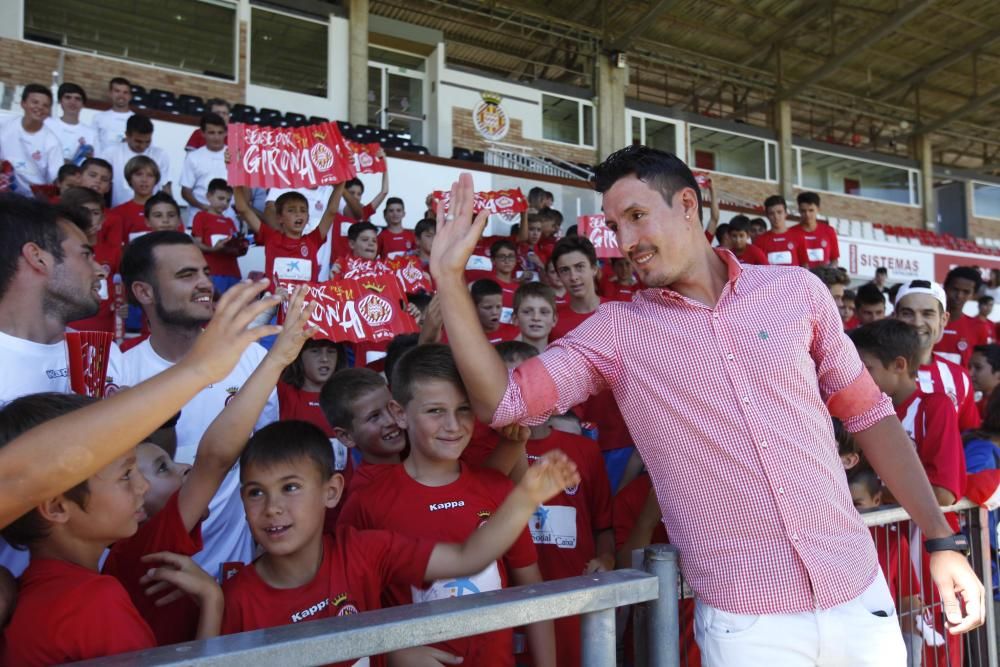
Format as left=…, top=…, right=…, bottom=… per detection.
left=805, top=272, right=895, bottom=433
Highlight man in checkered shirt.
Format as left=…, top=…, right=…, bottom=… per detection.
left=429, top=146, right=984, bottom=666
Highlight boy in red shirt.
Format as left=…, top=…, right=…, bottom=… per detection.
left=550, top=236, right=604, bottom=341
left=413, top=217, right=436, bottom=270
left=789, top=191, right=839, bottom=267
left=756, top=194, right=808, bottom=266
left=855, top=283, right=887, bottom=326
left=513, top=282, right=558, bottom=353
left=600, top=257, right=641, bottom=301
left=191, top=178, right=243, bottom=295
left=235, top=184, right=343, bottom=283
left=0, top=395, right=223, bottom=665
left=726, top=216, right=768, bottom=265
left=108, top=155, right=159, bottom=246
left=894, top=280, right=982, bottom=431
left=330, top=174, right=389, bottom=259
left=339, top=344, right=557, bottom=666
left=467, top=239, right=521, bottom=310
left=935, top=266, right=989, bottom=367
left=471, top=279, right=520, bottom=343
left=331, top=221, right=381, bottom=276
left=497, top=341, right=614, bottom=666
left=536, top=207, right=562, bottom=261
left=377, top=196, right=416, bottom=259
left=222, top=397, right=578, bottom=667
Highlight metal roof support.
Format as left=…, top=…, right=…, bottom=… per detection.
left=606, top=0, right=681, bottom=52
left=876, top=29, right=1000, bottom=101
left=914, top=133, right=935, bottom=230
left=913, top=84, right=1000, bottom=135
left=776, top=0, right=935, bottom=101
left=348, top=0, right=370, bottom=127
left=775, top=99, right=795, bottom=202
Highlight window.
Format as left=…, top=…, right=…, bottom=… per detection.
left=973, top=182, right=1000, bottom=220
left=24, top=0, right=237, bottom=80
left=542, top=94, right=594, bottom=147
left=688, top=125, right=776, bottom=181
left=630, top=114, right=678, bottom=154
left=369, top=48, right=426, bottom=144
left=250, top=7, right=327, bottom=97
left=796, top=148, right=918, bottom=206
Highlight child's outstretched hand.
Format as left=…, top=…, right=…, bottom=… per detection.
left=265, top=285, right=320, bottom=368
left=497, top=423, right=530, bottom=446
left=140, top=552, right=222, bottom=608
left=518, top=450, right=580, bottom=505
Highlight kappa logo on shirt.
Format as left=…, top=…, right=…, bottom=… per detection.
left=428, top=500, right=465, bottom=512
left=291, top=598, right=330, bottom=622
left=46, top=368, right=69, bottom=379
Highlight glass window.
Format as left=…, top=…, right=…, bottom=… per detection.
left=250, top=8, right=327, bottom=97
left=973, top=183, right=1000, bottom=219
left=631, top=117, right=642, bottom=145
left=386, top=73, right=423, bottom=143
left=367, top=66, right=383, bottom=127
left=542, top=94, right=594, bottom=146
left=689, top=126, right=774, bottom=180
left=797, top=149, right=914, bottom=205
left=645, top=119, right=677, bottom=154
left=24, top=0, right=237, bottom=80
left=369, top=47, right=425, bottom=72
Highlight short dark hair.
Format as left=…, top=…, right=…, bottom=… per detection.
left=832, top=417, right=856, bottom=458
left=345, top=178, right=364, bottom=192
left=319, top=368, right=387, bottom=430
left=979, top=295, right=995, bottom=306
left=205, top=98, right=230, bottom=111
left=749, top=217, right=767, bottom=232
left=109, top=77, right=132, bottom=90
left=240, top=421, right=334, bottom=482
left=855, top=283, right=886, bottom=307
left=810, top=266, right=850, bottom=288
left=126, top=114, right=154, bottom=135
left=797, top=191, right=821, bottom=208
left=715, top=223, right=731, bottom=244
left=847, top=466, right=880, bottom=498
left=57, top=164, right=81, bottom=183
left=280, top=339, right=345, bottom=390
left=551, top=236, right=597, bottom=270
left=848, top=318, right=921, bottom=375
left=0, top=195, right=88, bottom=301
left=80, top=157, right=112, bottom=174
left=121, top=231, right=196, bottom=305
left=143, top=192, right=181, bottom=219
left=0, top=393, right=96, bottom=548
left=274, top=191, right=308, bottom=215
left=414, top=218, right=436, bottom=239
left=384, top=197, right=404, bottom=209
left=57, top=82, right=87, bottom=103
left=59, top=186, right=104, bottom=219
left=21, top=83, right=52, bottom=103
left=390, top=343, right=466, bottom=407
left=944, top=266, right=983, bottom=292
left=470, top=278, right=503, bottom=305
left=490, top=239, right=516, bottom=258
left=200, top=112, right=226, bottom=132
left=207, top=178, right=232, bottom=195
left=514, top=282, right=556, bottom=311
left=348, top=221, right=377, bottom=242
left=728, top=215, right=751, bottom=233
left=875, top=267, right=888, bottom=276
left=973, top=344, right=1000, bottom=373
left=763, top=195, right=786, bottom=210
left=383, top=334, right=420, bottom=385
left=594, top=145, right=703, bottom=223
left=495, top=340, right=539, bottom=364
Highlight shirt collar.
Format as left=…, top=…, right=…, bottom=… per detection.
left=655, top=247, right=743, bottom=304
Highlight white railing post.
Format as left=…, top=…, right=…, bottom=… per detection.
left=644, top=544, right=680, bottom=667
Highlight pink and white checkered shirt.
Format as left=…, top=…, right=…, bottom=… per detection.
left=493, top=249, right=894, bottom=615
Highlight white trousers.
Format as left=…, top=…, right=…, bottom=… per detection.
left=694, top=571, right=907, bottom=666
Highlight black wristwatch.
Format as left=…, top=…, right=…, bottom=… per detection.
left=924, top=533, right=971, bottom=554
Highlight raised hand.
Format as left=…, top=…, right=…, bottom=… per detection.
left=518, top=450, right=580, bottom=506
left=430, top=173, right=490, bottom=282
left=264, top=285, right=319, bottom=368
left=140, top=552, right=221, bottom=608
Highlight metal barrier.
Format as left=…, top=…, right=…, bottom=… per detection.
left=75, top=545, right=681, bottom=667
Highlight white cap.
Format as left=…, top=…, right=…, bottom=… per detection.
left=894, top=280, right=947, bottom=311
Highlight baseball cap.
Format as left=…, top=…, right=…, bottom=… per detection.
left=894, top=279, right=947, bottom=311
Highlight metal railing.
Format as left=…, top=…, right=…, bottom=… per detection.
left=76, top=545, right=681, bottom=667
left=484, top=145, right=594, bottom=181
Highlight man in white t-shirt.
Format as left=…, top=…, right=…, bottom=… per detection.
left=44, top=82, right=97, bottom=165
left=120, top=231, right=277, bottom=575
left=0, top=84, right=64, bottom=195
left=91, top=77, right=135, bottom=154
left=101, top=113, right=172, bottom=207
left=180, top=113, right=233, bottom=223
left=265, top=184, right=336, bottom=280
left=0, top=194, right=127, bottom=575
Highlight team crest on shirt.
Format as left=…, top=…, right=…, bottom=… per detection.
left=332, top=593, right=359, bottom=616
left=957, top=340, right=968, bottom=352
left=224, top=386, right=240, bottom=405
left=787, top=242, right=794, bottom=249
left=821, top=240, right=828, bottom=247
left=477, top=509, right=492, bottom=528
left=300, top=245, right=309, bottom=257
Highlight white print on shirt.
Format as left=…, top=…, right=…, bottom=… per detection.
left=330, top=438, right=348, bottom=471
left=500, top=307, right=514, bottom=324
left=273, top=256, right=312, bottom=281
left=806, top=247, right=825, bottom=262
left=412, top=561, right=502, bottom=602
left=291, top=598, right=329, bottom=622
left=97, top=278, right=109, bottom=301
left=428, top=500, right=465, bottom=512
left=529, top=505, right=578, bottom=549
left=767, top=251, right=793, bottom=265
left=210, top=233, right=231, bottom=247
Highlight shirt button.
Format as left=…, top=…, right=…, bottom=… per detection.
left=742, top=396, right=751, bottom=404
left=726, top=353, right=734, bottom=361
left=712, top=313, right=720, bottom=319
left=791, top=532, right=799, bottom=541
left=759, top=441, right=768, bottom=448
left=778, top=487, right=784, bottom=495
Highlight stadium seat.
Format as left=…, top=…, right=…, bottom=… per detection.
left=452, top=147, right=474, bottom=161
left=130, top=84, right=147, bottom=96
left=284, top=112, right=307, bottom=127
left=309, top=115, right=330, bottom=125
left=230, top=104, right=256, bottom=123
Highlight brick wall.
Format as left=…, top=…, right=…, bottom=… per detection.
left=0, top=25, right=247, bottom=106
left=452, top=106, right=598, bottom=165
left=967, top=184, right=1000, bottom=241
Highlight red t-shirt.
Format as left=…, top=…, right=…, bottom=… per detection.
left=460, top=420, right=500, bottom=469
left=256, top=225, right=325, bottom=283
left=731, top=244, right=769, bottom=265
left=277, top=383, right=333, bottom=435
left=465, top=270, right=519, bottom=310
left=976, top=316, right=995, bottom=345
left=578, top=389, right=633, bottom=452
left=935, top=314, right=988, bottom=368
left=186, top=128, right=205, bottom=151
left=4, top=559, right=156, bottom=665
left=339, top=463, right=537, bottom=667
left=550, top=300, right=603, bottom=341
left=102, top=490, right=203, bottom=646
left=377, top=228, right=417, bottom=259
left=600, top=276, right=641, bottom=302
left=920, top=356, right=982, bottom=431
left=68, top=240, right=122, bottom=333
left=525, top=429, right=612, bottom=667
left=894, top=390, right=967, bottom=503
left=869, top=525, right=920, bottom=606
left=192, top=211, right=241, bottom=278
left=221, top=528, right=434, bottom=667
left=753, top=229, right=807, bottom=266
left=110, top=200, right=147, bottom=245
left=332, top=204, right=377, bottom=259
left=788, top=222, right=839, bottom=267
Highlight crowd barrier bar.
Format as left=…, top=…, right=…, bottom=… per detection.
left=74, top=544, right=681, bottom=667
